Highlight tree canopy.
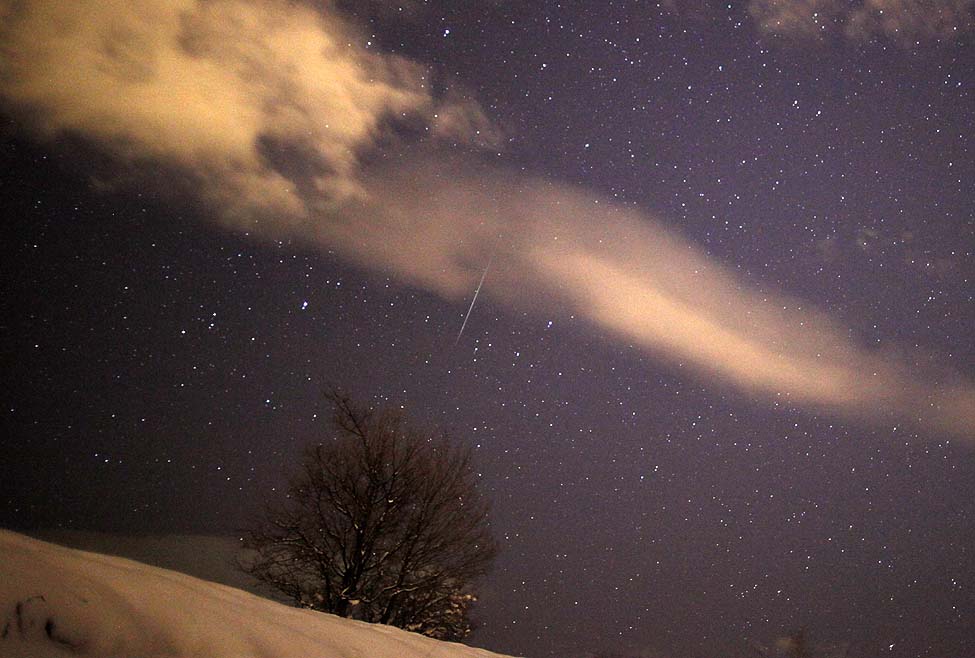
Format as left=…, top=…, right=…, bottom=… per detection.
left=241, top=391, right=498, bottom=641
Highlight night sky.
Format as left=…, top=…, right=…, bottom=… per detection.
left=2, top=1, right=974, bottom=657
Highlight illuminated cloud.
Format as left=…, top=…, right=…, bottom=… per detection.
left=748, top=0, right=844, bottom=39
left=353, top=170, right=975, bottom=437
left=748, top=0, right=975, bottom=43
left=0, top=0, right=492, bottom=219
left=1, top=0, right=972, bottom=438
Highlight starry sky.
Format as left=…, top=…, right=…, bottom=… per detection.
left=1, top=1, right=974, bottom=657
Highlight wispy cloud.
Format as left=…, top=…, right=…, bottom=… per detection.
left=748, top=0, right=975, bottom=43
left=2, top=0, right=972, bottom=439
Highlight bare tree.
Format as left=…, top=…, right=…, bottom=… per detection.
left=240, top=390, right=498, bottom=641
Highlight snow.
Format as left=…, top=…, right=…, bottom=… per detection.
left=0, top=530, right=517, bottom=658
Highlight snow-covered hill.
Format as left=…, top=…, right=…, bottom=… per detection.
left=0, top=530, right=517, bottom=658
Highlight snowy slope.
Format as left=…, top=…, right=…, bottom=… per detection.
left=0, top=530, right=517, bottom=658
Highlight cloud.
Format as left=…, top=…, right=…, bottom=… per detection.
left=0, top=0, right=491, bottom=218
left=1, top=0, right=973, bottom=439
left=348, top=166, right=975, bottom=437
left=748, top=0, right=975, bottom=43
left=748, top=0, right=845, bottom=39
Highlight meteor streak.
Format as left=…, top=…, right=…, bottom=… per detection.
left=454, top=254, right=493, bottom=345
